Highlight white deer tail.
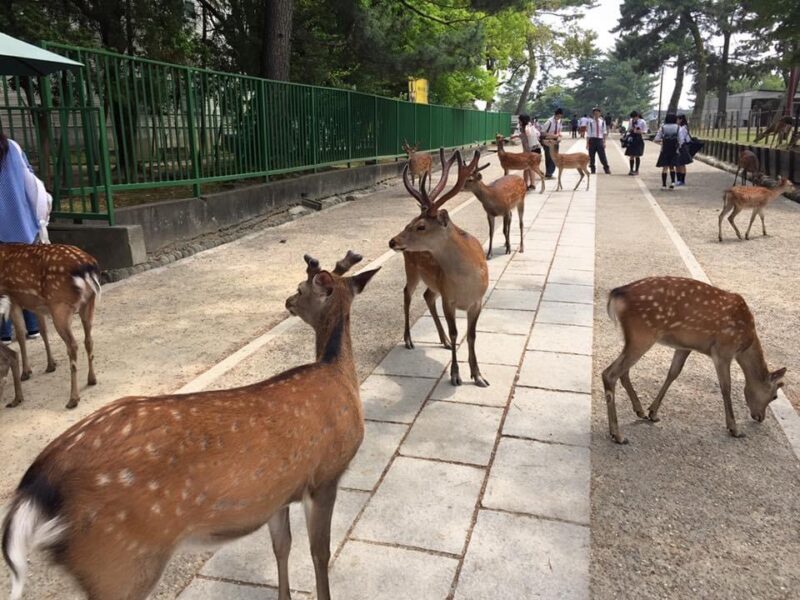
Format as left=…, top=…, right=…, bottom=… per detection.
left=0, top=297, right=9, bottom=322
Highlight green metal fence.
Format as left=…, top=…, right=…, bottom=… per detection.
left=1, top=43, right=511, bottom=224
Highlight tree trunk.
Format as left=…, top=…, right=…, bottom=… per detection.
left=514, top=41, right=537, bottom=115
left=684, top=12, right=707, bottom=122
left=261, top=0, right=294, bottom=81
left=716, top=29, right=731, bottom=127
left=667, top=55, right=685, bottom=114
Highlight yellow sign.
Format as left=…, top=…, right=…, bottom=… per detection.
left=408, top=78, right=428, bottom=104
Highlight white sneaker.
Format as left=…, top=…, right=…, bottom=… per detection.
left=26, top=332, right=41, bottom=340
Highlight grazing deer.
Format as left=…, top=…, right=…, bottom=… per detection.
left=0, top=244, right=101, bottom=409
left=389, top=148, right=490, bottom=387
left=734, top=147, right=760, bottom=186
left=541, top=139, right=590, bottom=191
left=718, top=177, right=795, bottom=242
left=402, top=139, right=432, bottom=186
left=1, top=250, right=379, bottom=600
left=494, top=134, right=545, bottom=193
left=0, top=296, right=24, bottom=408
left=603, top=276, right=785, bottom=444
left=753, top=115, right=794, bottom=147
left=464, top=165, right=527, bottom=258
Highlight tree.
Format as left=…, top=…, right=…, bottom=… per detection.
left=569, top=54, right=657, bottom=117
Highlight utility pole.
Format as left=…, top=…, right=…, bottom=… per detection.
left=657, top=65, right=665, bottom=127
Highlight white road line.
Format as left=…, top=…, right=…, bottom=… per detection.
left=612, top=142, right=800, bottom=461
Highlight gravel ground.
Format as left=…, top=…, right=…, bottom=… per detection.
left=591, top=141, right=800, bottom=599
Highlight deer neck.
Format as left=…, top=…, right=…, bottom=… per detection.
left=471, top=182, right=494, bottom=207
left=425, top=226, right=475, bottom=273
left=736, top=335, right=769, bottom=384
left=315, top=299, right=356, bottom=378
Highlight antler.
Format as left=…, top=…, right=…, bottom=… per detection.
left=304, top=254, right=321, bottom=281
left=402, top=164, right=427, bottom=208
left=429, top=149, right=481, bottom=212
left=333, top=250, right=363, bottom=275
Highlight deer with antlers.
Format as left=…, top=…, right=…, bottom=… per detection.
left=389, top=148, right=490, bottom=387
left=734, top=147, right=761, bottom=186
left=0, top=243, right=100, bottom=408
left=602, top=276, right=786, bottom=444
left=1, top=250, right=379, bottom=600
left=402, top=139, right=432, bottom=186
left=463, top=164, right=527, bottom=258
left=719, top=176, right=795, bottom=242
left=541, top=138, right=590, bottom=191
left=494, top=134, right=545, bottom=193
left=0, top=296, right=24, bottom=408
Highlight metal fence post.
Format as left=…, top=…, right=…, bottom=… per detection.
left=96, top=106, right=115, bottom=225
left=184, top=68, right=201, bottom=197
left=312, top=87, right=319, bottom=173
left=259, top=80, right=270, bottom=181
left=347, top=91, right=352, bottom=168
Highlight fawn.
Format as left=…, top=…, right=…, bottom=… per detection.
left=734, top=147, right=760, bottom=186
left=402, top=139, right=432, bottom=186
left=541, top=139, right=590, bottom=191
left=1, top=251, right=379, bottom=600
left=603, top=276, right=785, bottom=444
left=719, top=177, right=795, bottom=241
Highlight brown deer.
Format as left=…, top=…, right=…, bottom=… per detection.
left=541, top=138, right=590, bottom=191
left=401, top=250, right=451, bottom=350
left=602, top=276, right=785, bottom=444
left=494, top=133, right=545, bottom=193
left=402, top=139, right=432, bottom=186
left=0, top=244, right=100, bottom=408
left=1, top=250, right=379, bottom=600
left=389, top=148, right=490, bottom=387
left=734, top=147, right=760, bottom=186
left=753, top=115, right=794, bottom=147
left=463, top=165, right=527, bottom=258
left=718, top=176, right=795, bottom=241
left=0, top=296, right=24, bottom=408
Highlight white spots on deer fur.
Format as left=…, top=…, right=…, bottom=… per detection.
left=170, top=409, right=182, bottom=421
left=137, top=407, right=148, bottom=417
left=116, top=510, right=128, bottom=522
left=249, top=416, right=257, bottom=427
left=92, top=437, right=102, bottom=449
left=96, top=473, right=111, bottom=486
left=151, top=503, right=163, bottom=516
left=146, top=442, right=158, bottom=456
left=148, top=480, right=160, bottom=492
left=119, top=469, right=135, bottom=487
left=121, top=422, right=133, bottom=436
left=231, top=421, right=241, bottom=433
left=175, top=506, right=184, bottom=517
left=195, top=493, right=207, bottom=505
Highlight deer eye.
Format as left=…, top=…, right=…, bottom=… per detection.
left=416, top=224, right=426, bottom=231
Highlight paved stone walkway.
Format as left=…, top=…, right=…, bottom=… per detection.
left=179, top=159, right=595, bottom=599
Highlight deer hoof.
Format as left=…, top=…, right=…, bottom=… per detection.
left=611, top=433, right=629, bottom=445
left=65, top=398, right=79, bottom=409
left=472, top=375, right=490, bottom=387
left=486, top=251, right=492, bottom=259
left=404, top=338, right=415, bottom=350
left=450, top=373, right=462, bottom=386
left=46, top=363, right=56, bottom=373
left=647, top=411, right=660, bottom=422
left=21, top=371, right=31, bottom=381
left=88, top=375, right=97, bottom=386
left=6, top=398, right=22, bottom=408
left=441, top=340, right=452, bottom=350
left=728, top=428, right=746, bottom=438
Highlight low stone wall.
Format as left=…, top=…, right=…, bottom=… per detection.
left=698, top=138, right=798, bottom=183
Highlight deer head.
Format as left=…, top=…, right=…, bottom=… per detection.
left=402, top=139, right=418, bottom=156
left=463, top=162, right=492, bottom=192
left=744, top=366, right=786, bottom=422
left=388, top=148, right=480, bottom=254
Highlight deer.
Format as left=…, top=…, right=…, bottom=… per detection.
left=0, top=243, right=101, bottom=409
left=1, top=250, right=379, bottom=600
left=0, top=296, right=24, bottom=408
left=602, top=276, right=786, bottom=444
left=541, top=138, right=590, bottom=191
left=402, top=139, right=432, bottom=186
left=389, top=148, right=490, bottom=387
left=494, top=133, right=545, bottom=193
left=463, top=165, right=527, bottom=258
left=753, top=115, right=794, bottom=147
left=401, top=250, right=451, bottom=351
left=733, top=147, right=760, bottom=186
left=718, top=176, right=795, bottom=242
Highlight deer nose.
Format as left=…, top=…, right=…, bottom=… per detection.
left=389, top=238, right=397, bottom=249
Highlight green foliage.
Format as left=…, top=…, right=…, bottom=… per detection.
left=569, top=54, right=657, bottom=116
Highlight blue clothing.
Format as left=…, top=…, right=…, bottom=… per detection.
left=1, top=310, right=38, bottom=340
left=0, top=141, right=39, bottom=243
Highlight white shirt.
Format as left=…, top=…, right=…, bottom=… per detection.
left=632, top=118, right=648, bottom=134
left=654, top=123, right=679, bottom=143
left=579, top=117, right=590, bottom=127
left=525, top=124, right=541, bottom=149
left=542, top=117, right=562, bottom=137
left=678, top=124, right=691, bottom=145
left=586, top=116, right=607, bottom=139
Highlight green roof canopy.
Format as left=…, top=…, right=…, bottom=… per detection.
left=0, top=33, right=83, bottom=76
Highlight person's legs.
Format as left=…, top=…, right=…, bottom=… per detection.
left=669, top=168, right=676, bottom=188
left=588, top=139, right=598, bottom=173
left=629, top=158, right=635, bottom=174
left=597, top=144, right=610, bottom=173
left=1, top=317, right=10, bottom=342
left=635, top=156, right=641, bottom=173
left=543, top=145, right=555, bottom=177
left=676, top=166, right=686, bottom=185
left=661, top=168, right=668, bottom=188
left=23, top=310, right=39, bottom=337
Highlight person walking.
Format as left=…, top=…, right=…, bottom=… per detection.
left=625, top=110, right=648, bottom=175
left=511, top=114, right=542, bottom=189
left=0, top=131, right=51, bottom=344
left=541, top=108, right=563, bottom=179
left=586, top=107, right=611, bottom=175
left=653, top=113, right=680, bottom=189
left=578, top=114, right=589, bottom=138
left=675, top=114, right=693, bottom=186
left=570, top=114, right=578, bottom=138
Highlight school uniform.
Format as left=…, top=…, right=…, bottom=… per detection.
left=586, top=116, right=610, bottom=173
left=578, top=116, right=589, bottom=137
left=676, top=125, right=693, bottom=166
left=624, top=118, right=647, bottom=157
left=654, top=123, right=680, bottom=167
left=541, top=116, right=562, bottom=177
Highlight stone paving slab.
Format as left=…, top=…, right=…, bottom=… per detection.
left=428, top=363, right=518, bottom=406
left=401, top=401, right=503, bottom=466
left=536, top=301, right=594, bottom=327
left=527, top=322, right=593, bottom=355
left=457, top=331, right=527, bottom=366
left=504, top=387, right=591, bottom=447
left=330, top=541, right=458, bottom=600
left=493, top=273, right=546, bottom=290
left=517, top=350, right=593, bottom=393
left=455, top=510, right=589, bottom=600
left=361, top=374, right=436, bottom=424
left=503, top=260, right=551, bottom=276
left=547, top=268, right=594, bottom=286
left=551, top=256, right=594, bottom=271
left=483, top=436, right=590, bottom=524
left=485, top=288, right=541, bottom=311
left=542, top=282, right=594, bottom=304
left=180, top=580, right=293, bottom=600
left=476, top=308, right=536, bottom=335
left=352, top=456, right=484, bottom=554
left=340, top=420, right=408, bottom=491
left=373, top=345, right=452, bottom=379
left=409, top=315, right=466, bottom=346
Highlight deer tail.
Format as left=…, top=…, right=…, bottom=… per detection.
left=607, top=287, right=626, bottom=324
left=71, top=264, right=102, bottom=304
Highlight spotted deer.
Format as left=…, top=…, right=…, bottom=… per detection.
left=719, top=177, right=795, bottom=241
left=603, top=276, right=785, bottom=444
left=0, top=243, right=100, bottom=408
left=541, top=138, right=590, bottom=191
left=389, top=148, right=490, bottom=387
left=1, top=251, right=379, bottom=600
left=402, top=139, right=432, bottom=186
left=734, top=147, right=760, bottom=186
left=494, top=134, right=545, bottom=193
left=0, top=296, right=24, bottom=408
left=463, top=164, right=527, bottom=258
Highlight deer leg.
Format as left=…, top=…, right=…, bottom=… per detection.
left=728, top=205, right=743, bottom=239
left=759, top=208, right=767, bottom=236
left=647, top=349, right=691, bottom=422
left=1, top=346, right=24, bottom=408
left=424, top=288, right=451, bottom=349
left=534, top=165, right=546, bottom=194
left=602, top=338, right=654, bottom=444
left=734, top=167, right=741, bottom=186
left=443, top=300, right=461, bottom=386
left=517, top=200, right=525, bottom=253
left=585, top=168, right=591, bottom=191
left=619, top=373, right=646, bottom=418
left=719, top=198, right=732, bottom=242
left=33, top=310, right=56, bottom=373
left=50, top=304, right=80, bottom=409
left=486, top=214, right=495, bottom=259
left=556, top=168, right=563, bottom=191
left=744, top=207, right=759, bottom=240
left=402, top=264, right=420, bottom=349
left=9, top=305, right=31, bottom=380
left=573, top=169, right=584, bottom=191
left=268, top=506, right=293, bottom=600
left=503, top=213, right=512, bottom=254
left=80, top=296, right=97, bottom=385
left=304, top=480, right=338, bottom=600
left=712, top=353, right=744, bottom=438
left=466, top=304, right=489, bottom=387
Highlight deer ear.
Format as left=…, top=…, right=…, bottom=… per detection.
left=349, top=268, right=380, bottom=295
left=312, top=271, right=335, bottom=296
left=771, top=367, right=787, bottom=385
left=437, top=210, right=450, bottom=227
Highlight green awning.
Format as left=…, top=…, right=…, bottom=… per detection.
left=0, top=33, right=83, bottom=76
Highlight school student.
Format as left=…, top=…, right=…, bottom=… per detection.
left=675, top=114, right=693, bottom=186
left=578, top=114, right=589, bottom=138
left=654, top=113, right=680, bottom=189
left=541, top=108, right=563, bottom=178
left=585, top=107, right=610, bottom=175
left=625, top=110, right=648, bottom=175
